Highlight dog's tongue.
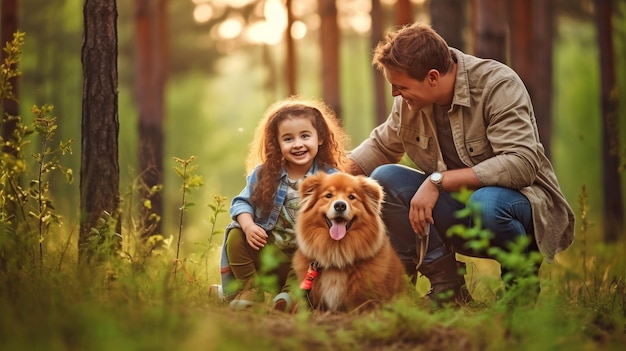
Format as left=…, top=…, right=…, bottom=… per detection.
left=329, top=219, right=347, bottom=240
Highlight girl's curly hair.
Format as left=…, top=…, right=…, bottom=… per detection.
left=246, top=96, right=349, bottom=216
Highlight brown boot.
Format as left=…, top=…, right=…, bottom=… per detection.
left=418, top=251, right=472, bottom=306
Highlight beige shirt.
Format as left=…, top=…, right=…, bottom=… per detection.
left=349, top=48, right=575, bottom=261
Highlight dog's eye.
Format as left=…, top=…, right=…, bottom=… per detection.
left=325, top=193, right=333, bottom=198
left=348, top=194, right=356, bottom=200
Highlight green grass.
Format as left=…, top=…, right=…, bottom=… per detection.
left=2, top=13, right=626, bottom=351
left=0, top=216, right=624, bottom=351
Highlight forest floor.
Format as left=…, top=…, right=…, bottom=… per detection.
left=187, top=300, right=478, bottom=351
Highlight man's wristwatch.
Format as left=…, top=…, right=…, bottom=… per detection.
left=429, top=171, right=444, bottom=192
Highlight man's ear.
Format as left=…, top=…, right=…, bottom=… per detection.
left=427, top=69, right=440, bottom=86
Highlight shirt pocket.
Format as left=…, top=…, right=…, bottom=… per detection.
left=399, top=127, right=435, bottom=168
left=465, top=137, right=492, bottom=163
left=399, top=127, right=430, bottom=150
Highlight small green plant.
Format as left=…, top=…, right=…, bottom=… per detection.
left=120, top=171, right=164, bottom=263
left=255, top=244, right=286, bottom=295
left=192, top=194, right=227, bottom=282
left=1, top=31, right=28, bottom=237
left=0, top=32, right=73, bottom=270
left=447, top=188, right=542, bottom=306
left=447, top=188, right=494, bottom=252
left=0, top=31, right=23, bottom=105
left=86, top=210, right=122, bottom=265
left=206, top=194, right=227, bottom=248
left=172, top=156, right=203, bottom=281
left=577, top=185, right=591, bottom=282
left=30, top=105, right=73, bottom=266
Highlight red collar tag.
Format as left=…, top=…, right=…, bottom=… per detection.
left=300, top=261, right=319, bottom=291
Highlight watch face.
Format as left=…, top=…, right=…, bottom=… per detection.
left=431, top=172, right=442, bottom=182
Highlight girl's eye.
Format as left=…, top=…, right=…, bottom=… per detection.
left=283, top=137, right=292, bottom=142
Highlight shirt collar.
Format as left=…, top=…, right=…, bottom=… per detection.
left=279, top=161, right=319, bottom=179
left=450, top=48, right=471, bottom=108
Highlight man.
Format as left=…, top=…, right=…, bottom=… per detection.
left=346, top=22, right=575, bottom=304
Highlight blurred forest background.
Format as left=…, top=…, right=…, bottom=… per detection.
left=3, top=0, right=626, bottom=259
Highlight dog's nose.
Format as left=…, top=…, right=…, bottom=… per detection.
left=334, top=201, right=346, bottom=213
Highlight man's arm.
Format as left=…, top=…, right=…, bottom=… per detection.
left=345, top=158, right=366, bottom=176
left=436, top=168, right=482, bottom=192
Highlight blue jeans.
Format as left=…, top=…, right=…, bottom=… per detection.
left=370, top=164, right=536, bottom=265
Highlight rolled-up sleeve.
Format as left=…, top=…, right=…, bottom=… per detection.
left=229, top=170, right=257, bottom=219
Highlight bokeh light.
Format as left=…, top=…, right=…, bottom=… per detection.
left=218, top=16, right=244, bottom=39
left=193, top=4, right=213, bottom=23
left=291, top=21, right=308, bottom=40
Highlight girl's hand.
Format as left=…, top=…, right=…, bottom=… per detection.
left=243, top=224, right=268, bottom=250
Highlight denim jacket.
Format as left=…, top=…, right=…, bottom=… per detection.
left=220, top=161, right=339, bottom=299
left=229, top=162, right=338, bottom=230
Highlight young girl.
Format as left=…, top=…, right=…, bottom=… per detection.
left=220, top=96, right=349, bottom=310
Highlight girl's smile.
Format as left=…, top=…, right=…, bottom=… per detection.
left=277, top=116, right=321, bottom=177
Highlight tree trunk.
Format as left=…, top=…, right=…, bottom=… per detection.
left=396, top=0, right=412, bottom=26
left=430, top=0, right=466, bottom=51
left=135, top=0, right=167, bottom=241
left=80, top=0, right=121, bottom=262
left=319, top=0, right=342, bottom=119
left=508, top=0, right=532, bottom=83
left=285, top=0, right=296, bottom=96
left=370, top=0, right=387, bottom=126
left=472, top=0, right=507, bottom=62
left=595, top=0, right=623, bottom=242
left=530, top=0, right=554, bottom=158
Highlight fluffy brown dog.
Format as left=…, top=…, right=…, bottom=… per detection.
left=292, top=172, right=406, bottom=312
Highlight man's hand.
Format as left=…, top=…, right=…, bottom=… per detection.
left=409, top=180, right=439, bottom=238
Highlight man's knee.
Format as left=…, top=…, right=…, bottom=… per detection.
left=370, top=164, right=422, bottom=190
left=370, top=164, right=399, bottom=184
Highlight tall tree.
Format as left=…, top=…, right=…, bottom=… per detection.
left=396, top=0, right=412, bottom=26
left=135, top=0, right=168, bottom=241
left=508, top=1, right=555, bottom=156
left=80, top=0, right=121, bottom=261
left=530, top=0, right=554, bottom=158
left=594, top=0, right=623, bottom=242
left=508, top=0, right=532, bottom=83
left=370, top=0, right=387, bottom=125
left=319, top=0, right=341, bottom=119
left=285, top=0, right=296, bottom=95
left=430, top=0, right=466, bottom=51
left=472, top=0, right=507, bottom=62
left=1, top=0, right=19, bottom=155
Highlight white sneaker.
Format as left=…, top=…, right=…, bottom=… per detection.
left=272, top=292, right=293, bottom=312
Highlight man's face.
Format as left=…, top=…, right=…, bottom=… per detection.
left=383, top=68, right=435, bottom=111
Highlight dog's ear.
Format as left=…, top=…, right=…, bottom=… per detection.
left=358, top=176, right=384, bottom=214
left=299, top=172, right=325, bottom=211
